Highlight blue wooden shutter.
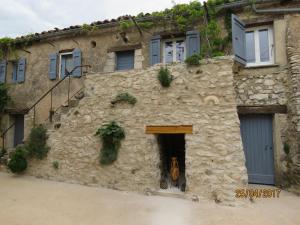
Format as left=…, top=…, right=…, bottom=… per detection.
left=116, top=51, right=134, bottom=70
left=72, top=48, right=82, bottom=77
left=17, top=58, right=26, bottom=83
left=186, top=31, right=200, bottom=57
left=0, top=60, right=7, bottom=83
left=150, top=35, right=161, bottom=66
left=232, top=14, right=246, bottom=65
left=49, top=53, right=57, bottom=80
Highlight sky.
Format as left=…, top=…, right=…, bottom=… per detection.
left=0, top=0, right=204, bottom=38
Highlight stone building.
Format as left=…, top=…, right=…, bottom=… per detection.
left=1, top=0, right=300, bottom=202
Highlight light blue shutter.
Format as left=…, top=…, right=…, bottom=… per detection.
left=0, top=60, right=7, bottom=83
left=186, top=31, right=200, bottom=57
left=61, top=56, right=67, bottom=79
left=72, top=48, right=81, bottom=77
left=150, top=35, right=161, bottom=66
left=116, top=51, right=134, bottom=70
left=232, top=14, right=246, bottom=65
left=49, top=53, right=57, bottom=80
left=17, top=58, right=26, bottom=83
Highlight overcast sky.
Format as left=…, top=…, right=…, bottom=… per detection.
left=0, top=0, right=204, bottom=38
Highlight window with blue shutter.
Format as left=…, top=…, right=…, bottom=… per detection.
left=17, top=58, right=26, bottom=83
left=0, top=60, right=6, bottom=83
left=116, top=50, right=134, bottom=71
left=150, top=35, right=161, bottom=66
left=72, top=48, right=82, bottom=77
left=49, top=53, right=57, bottom=80
left=231, top=14, right=246, bottom=65
left=12, top=61, right=18, bottom=83
left=60, top=52, right=73, bottom=79
left=186, top=31, right=200, bottom=57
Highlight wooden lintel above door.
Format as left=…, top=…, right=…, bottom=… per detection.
left=145, top=125, right=193, bottom=134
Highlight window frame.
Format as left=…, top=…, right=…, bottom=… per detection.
left=59, top=52, right=73, bottom=78
left=115, top=50, right=135, bottom=71
left=11, top=61, right=18, bottom=83
left=245, top=25, right=274, bottom=67
left=162, top=38, right=186, bottom=64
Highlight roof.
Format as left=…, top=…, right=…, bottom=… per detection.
left=10, top=0, right=295, bottom=43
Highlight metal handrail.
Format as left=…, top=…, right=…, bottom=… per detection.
left=0, top=64, right=91, bottom=149
left=1, top=122, right=15, bottom=149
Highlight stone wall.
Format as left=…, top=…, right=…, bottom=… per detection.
left=234, top=66, right=288, bottom=106
left=26, top=58, right=247, bottom=202
left=285, top=14, right=300, bottom=185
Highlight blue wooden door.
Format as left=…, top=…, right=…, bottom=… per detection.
left=239, top=114, right=275, bottom=185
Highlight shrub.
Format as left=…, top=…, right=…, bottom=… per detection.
left=111, top=92, right=137, bottom=106
left=158, top=67, right=173, bottom=87
left=0, top=148, right=6, bottom=159
left=95, top=121, right=125, bottom=165
left=7, top=146, right=28, bottom=173
left=52, top=161, right=59, bottom=169
left=185, top=54, right=201, bottom=66
left=26, top=125, right=49, bottom=159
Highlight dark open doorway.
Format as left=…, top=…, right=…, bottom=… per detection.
left=13, top=114, right=24, bottom=147
left=157, top=134, right=186, bottom=192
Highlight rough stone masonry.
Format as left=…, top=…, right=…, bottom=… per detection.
left=26, top=57, right=248, bottom=202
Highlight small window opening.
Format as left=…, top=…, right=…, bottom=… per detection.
left=157, top=134, right=186, bottom=192
left=90, top=41, right=97, bottom=48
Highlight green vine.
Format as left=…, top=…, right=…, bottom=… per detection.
left=0, top=83, right=10, bottom=113
left=0, top=34, right=35, bottom=59
left=111, top=92, right=137, bottom=106
left=95, top=121, right=125, bottom=165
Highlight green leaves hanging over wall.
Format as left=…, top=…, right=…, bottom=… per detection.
left=95, top=121, right=125, bottom=165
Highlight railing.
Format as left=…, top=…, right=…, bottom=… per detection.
left=0, top=65, right=91, bottom=150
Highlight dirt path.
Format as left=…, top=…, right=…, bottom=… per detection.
left=0, top=172, right=299, bottom=225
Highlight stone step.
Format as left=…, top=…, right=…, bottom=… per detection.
left=151, top=188, right=186, bottom=200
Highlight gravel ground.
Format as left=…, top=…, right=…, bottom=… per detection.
left=0, top=172, right=299, bottom=225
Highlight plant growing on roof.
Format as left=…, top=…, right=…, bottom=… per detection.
left=111, top=92, right=137, bottom=107
left=158, top=67, right=173, bottom=87
left=95, top=121, right=125, bottom=165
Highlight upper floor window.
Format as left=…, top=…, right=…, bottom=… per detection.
left=12, top=61, right=18, bottom=83
left=245, top=26, right=274, bottom=66
left=60, top=52, right=73, bottom=78
left=49, top=48, right=82, bottom=80
left=163, top=39, right=186, bottom=64
left=232, top=14, right=276, bottom=67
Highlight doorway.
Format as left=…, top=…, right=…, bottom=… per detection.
left=13, top=114, right=24, bottom=147
left=239, top=114, right=275, bottom=185
left=157, top=134, right=186, bottom=192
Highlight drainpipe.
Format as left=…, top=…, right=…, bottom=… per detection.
left=251, top=3, right=300, bottom=14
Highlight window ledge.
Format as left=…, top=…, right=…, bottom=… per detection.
left=245, top=64, right=279, bottom=69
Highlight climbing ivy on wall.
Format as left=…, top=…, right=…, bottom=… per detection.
left=0, top=83, right=10, bottom=113
left=0, top=0, right=239, bottom=59
left=95, top=121, right=125, bottom=165
left=0, top=34, right=35, bottom=59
